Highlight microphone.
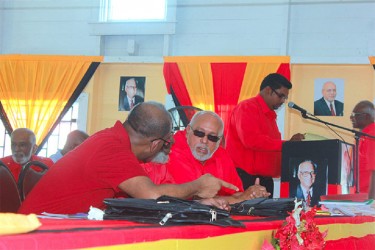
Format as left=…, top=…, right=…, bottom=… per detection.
left=288, top=102, right=312, bottom=116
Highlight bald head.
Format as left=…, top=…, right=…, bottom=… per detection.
left=126, top=101, right=172, bottom=139
left=11, top=128, right=37, bottom=164
left=322, top=81, right=337, bottom=102
left=62, top=130, right=89, bottom=155
left=350, top=100, right=375, bottom=130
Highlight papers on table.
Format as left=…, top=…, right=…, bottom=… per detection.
left=319, top=199, right=375, bottom=216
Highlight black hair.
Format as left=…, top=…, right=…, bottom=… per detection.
left=260, top=73, right=292, bottom=91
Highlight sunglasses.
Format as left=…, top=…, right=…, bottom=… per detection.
left=192, top=129, right=221, bottom=143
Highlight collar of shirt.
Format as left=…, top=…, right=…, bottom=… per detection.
left=255, top=94, right=277, bottom=120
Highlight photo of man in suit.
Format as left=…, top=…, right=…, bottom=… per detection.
left=118, top=77, right=145, bottom=111
left=290, top=160, right=323, bottom=207
left=314, top=81, right=344, bottom=116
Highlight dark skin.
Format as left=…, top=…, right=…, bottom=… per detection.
left=260, top=86, right=305, bottom=141
left=117, top=102, right=238, bottom=210
left=350, top=101, right=374, bottom=130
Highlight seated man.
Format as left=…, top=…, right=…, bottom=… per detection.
left=49, top=130, right=89, bottom=163
left=0, top=128, right=53, bottom=182
left=19, top=102, right=238, bottom=214
left=143, top=111, right=270, bottom=204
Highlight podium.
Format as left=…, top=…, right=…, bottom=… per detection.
left=280, top=140, right=355, bottom=205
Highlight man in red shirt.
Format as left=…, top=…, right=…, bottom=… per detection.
left=350, top=100, right=375, bottom=193
left=19, top=102, right=238, bottom=214
left=143, top=111, right=270, bottom=204
left=0, top=128, right=53, bottom=182
left=226, top=73, right=304, bottom=197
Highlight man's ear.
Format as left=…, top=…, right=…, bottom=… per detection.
left=32, top=144, right=38, bottom=154
left=149, top=139, right=161, bottom=153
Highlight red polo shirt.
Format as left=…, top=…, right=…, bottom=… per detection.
left=226, top=94, right=284, bottom=178
left=359, top=122, right=375, bottom=193
left=0, top=155, right=53, bottom=182
left=19, top=121, right=147, bottom=214
left=162, top=130, right=244, bottom=196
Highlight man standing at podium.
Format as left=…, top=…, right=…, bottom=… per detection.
left=226, top=73, right=305, bottom=197
left=350, top=100, right=375, bottom=193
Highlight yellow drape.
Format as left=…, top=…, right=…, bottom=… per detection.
left=164, top=56, right=290, bottom=108
left=0, top=55, right=103, bottom=146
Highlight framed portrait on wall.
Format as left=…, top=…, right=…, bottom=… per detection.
left=118, top=76, right=146, bottom=111
left=313, top=78, right=344, bottom=116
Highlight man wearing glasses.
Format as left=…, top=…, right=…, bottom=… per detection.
left=350, top=100, right=375, bottom=193
left=143, top=111, right=270, bottom=204
left=226, top=73, right=305, bottom=197
left=290, top=160, right=320, bottom=207
left=20, top=102, right=238, bottom=214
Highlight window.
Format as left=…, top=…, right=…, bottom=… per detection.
left=101, top=0, right=167, bottom=22
left=0, top=93, right=88, bottom=158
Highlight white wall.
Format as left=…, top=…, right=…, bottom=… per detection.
left=0, top=0, right=374, bottom=63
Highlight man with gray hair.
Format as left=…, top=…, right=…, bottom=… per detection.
left=20, top=102, right=238, bottom=214
left=0, top=128, right=53, bottom=182
left=143, top=111, right=270, bottom=204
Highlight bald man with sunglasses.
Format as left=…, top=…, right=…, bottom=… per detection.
left=143, top=111, right=270, bottom=204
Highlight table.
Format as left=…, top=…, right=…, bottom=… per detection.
left=0, top=215, right=374, bottom=249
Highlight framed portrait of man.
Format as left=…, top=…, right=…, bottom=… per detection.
left=288, top=158, right=328, bottom=207
left=313, top=78, right=344, bottom=116
left=118, top=76, right=146, bottom=111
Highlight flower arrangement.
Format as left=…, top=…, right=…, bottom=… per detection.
left=263, top=200, right=327, bottom=250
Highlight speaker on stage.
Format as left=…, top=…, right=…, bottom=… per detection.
left=280, top=139, right=355, bottom=207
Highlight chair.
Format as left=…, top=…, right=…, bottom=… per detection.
left=168, top=106, right=203, bottom=132
left=18, top=161, right=49, bottom=201
left=0, top=160, right=21, bottom=212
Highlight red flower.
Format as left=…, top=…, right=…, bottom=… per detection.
left=272, top=205, right=327, bottom=250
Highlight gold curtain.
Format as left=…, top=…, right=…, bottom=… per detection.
left=0, top=55, right=103, bottom=146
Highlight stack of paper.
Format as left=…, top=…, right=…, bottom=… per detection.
left=319, top=199, right=375, bottom=216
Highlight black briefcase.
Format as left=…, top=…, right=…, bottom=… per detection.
left=230, top=198, right=297, bottom=217
left=103, top=195, right=244, bottom=227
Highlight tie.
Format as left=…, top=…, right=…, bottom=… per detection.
left=306, top=191, right=311, bottom=206
left=330, top=103, right=336, bottom=116
left=130, top=99, right=134, bottom=110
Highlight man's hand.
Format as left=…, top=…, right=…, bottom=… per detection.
left=197, top=197, right=230, bottom=211
left=194, top=174, right=239, bottom=199
left=290, top=133, right=305, bottom=141
left=240, top=178, right=270, bottom=200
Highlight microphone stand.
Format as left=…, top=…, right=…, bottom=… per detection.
left=299, top=111, right=375, bottom=193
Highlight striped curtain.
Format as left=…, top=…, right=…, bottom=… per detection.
left=163, top=56, right=290, bottom=134
left=0, top=55, right=102, bottom=148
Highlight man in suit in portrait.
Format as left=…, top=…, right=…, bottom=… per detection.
left=314, top=81, right=344, bottom=116
left=119, top=77, right=144, bottom=111
left=290, top=160, right=322, bottom=207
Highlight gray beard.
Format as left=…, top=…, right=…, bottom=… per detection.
left=151, top=151, right=169, bottom=164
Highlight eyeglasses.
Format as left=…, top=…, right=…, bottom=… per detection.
left=270, top=87, right=288, bottom=100
left=192, top=129, right=221, bottom=143
left=151, top=137, right=171, bottom=148
left=350, top=112, right=367, bottom=118
left=299, top=171, right=316, bottom=177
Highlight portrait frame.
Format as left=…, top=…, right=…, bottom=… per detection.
left=313, top=78, right=345, bottom=116
left=118, top=76, right=146, bottom=111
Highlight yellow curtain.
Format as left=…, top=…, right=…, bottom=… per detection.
left=0, top=55, right=103, bottom=146
left=369, top=56, right=375, bottom=65
left=164, top=56, right=290, bottom=108
left=238, top=56, right=290, bottom=102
